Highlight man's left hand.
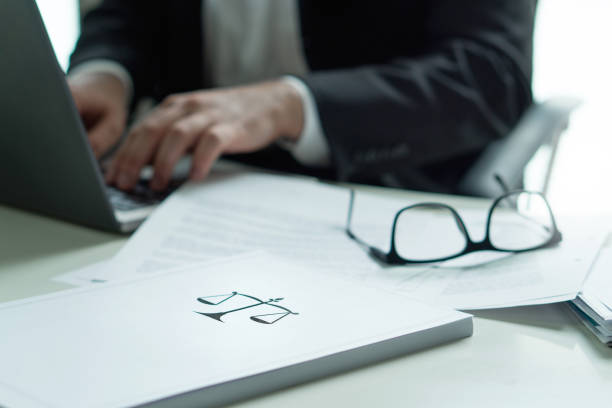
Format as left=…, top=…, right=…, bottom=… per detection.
left=105, top=80, right=304, bottom=191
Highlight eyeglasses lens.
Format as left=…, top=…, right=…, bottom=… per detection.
left=393, top=205, right=468, bottom=261
left=488, top=192, right=555, bottom=251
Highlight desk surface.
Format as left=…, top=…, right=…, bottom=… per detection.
left=1, top=186, right=611, bottom=408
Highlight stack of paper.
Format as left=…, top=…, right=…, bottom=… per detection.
left=569, top=238, right=612, bottom=346
left=55, top=170, right=606, bottom=311
left=0, top=253, right=472, bottom=408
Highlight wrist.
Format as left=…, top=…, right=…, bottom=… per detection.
left=68, top=60, right=133, bottom=105
left=69, top=72, right=129, bottom=109
left=270, top=80, right=304, bottom=143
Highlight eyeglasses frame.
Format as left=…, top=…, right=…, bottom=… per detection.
left=345, top=189, right=563, bottom=265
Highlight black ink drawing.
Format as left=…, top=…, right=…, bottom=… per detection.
left=195, top=292, right=299, bottom=325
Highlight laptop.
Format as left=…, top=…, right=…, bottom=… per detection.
left=0, top=0, right=174, bottom=233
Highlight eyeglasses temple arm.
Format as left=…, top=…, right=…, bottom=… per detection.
left=494, top=173, right=511, bottom=195
left=345, top=189, right=356, bottom=234
left=345, top=189, right=391, bottom=263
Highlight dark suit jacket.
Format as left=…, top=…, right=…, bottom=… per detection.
left=70, top=0, right=537, bottom=193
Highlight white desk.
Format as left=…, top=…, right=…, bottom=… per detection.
left=1, top=187, right=611, bottom=408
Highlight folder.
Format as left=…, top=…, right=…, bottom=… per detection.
left=0, top=253, right=471, bottom=408
left=570, top=239, right=612, bottom=346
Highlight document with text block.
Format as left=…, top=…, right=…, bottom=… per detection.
left=55, top=170, right=605, bottom=310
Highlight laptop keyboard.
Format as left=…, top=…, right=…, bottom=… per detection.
left=106, top=179, right=181, bottom=211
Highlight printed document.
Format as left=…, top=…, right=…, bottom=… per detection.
left=581, top=242, right=612, bottom=317
left=573, top=234, right=612, bottom=334
left=55, top=170, right=604, bottom=309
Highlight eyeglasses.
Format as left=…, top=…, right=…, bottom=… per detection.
left=345, top=189, right=563, bottom=265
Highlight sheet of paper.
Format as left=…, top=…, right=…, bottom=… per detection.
left=67, top=170, right=604, bottom=310
left=94, top=171, right=386, bottom=281
left=1, top=252, right=470, bottom=408
left=53, top=260, right=111, bottom=286
left=362, top=220, right=604, bottom=309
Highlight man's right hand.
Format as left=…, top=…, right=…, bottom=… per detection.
left=68, top=72, right=128, bottom=158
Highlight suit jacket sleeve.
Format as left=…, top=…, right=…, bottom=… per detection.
left=300, top=0, right=536, bottom=189
left=69, top=0, right=166, bottom=106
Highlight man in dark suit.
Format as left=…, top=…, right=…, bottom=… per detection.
left=68, top=0, right=537, bottom=193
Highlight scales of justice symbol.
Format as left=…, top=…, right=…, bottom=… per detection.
left=195, top=292, right=299, bottom=324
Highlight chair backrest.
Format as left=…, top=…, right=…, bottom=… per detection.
left=79, top=0, right=101, bottom=16
left=457, top=97, right=581, bottom=198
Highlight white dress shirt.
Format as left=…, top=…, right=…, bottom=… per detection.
left=70, top=0, right=330, bottom=167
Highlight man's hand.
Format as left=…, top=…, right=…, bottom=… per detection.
left=68, top=73, right=128, bottom=158
left=105, top=80, right=304, bottom=191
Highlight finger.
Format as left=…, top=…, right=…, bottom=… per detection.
left=190, top=124, right=236, bottom=181
left=87, top=112, right=124, bottom=158
left=108, top=104, right=186, bottom=190
left=104, top=137, right=136, bottom=186
left=68, top=91, right=114, bottom=157
left=69, top=88, right=86, bottom=113
left=151, top=114, right=215, bottom=190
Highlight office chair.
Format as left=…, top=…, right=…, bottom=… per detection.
left=457, top=97, right=581, bottom=198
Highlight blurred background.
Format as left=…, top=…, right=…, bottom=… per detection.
left=35, top=0, right=612, bottom=215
